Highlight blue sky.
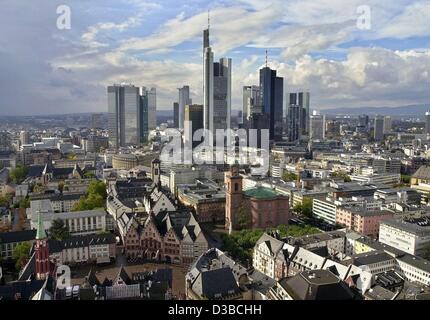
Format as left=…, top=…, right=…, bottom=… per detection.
left=0, top=0, right=430, bottom=115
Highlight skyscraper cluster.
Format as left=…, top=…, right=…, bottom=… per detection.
left=108, top=84, right=155, bottom=149
left=242, top=61, right=284, bottom=142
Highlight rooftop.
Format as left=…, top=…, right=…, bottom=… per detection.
left=243, top=186, right=285, bottom=200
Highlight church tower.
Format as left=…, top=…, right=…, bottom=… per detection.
left=151, top=158, right=161, bottom=186
left=35, top=213, right=50, bottom=280
left=225, top=164, right=243, bottom=232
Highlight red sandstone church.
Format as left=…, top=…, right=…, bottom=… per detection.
left=225, top=165, right=290, bottom=231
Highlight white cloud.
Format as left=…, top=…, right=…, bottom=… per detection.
left=377, top=1, right=430, bottom=39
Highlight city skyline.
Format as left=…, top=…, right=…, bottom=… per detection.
left=1, top=1, right=430, bottom=117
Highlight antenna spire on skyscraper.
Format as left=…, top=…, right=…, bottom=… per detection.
left=208, top=9, right=210, bottom=31
left=265, top=49, right=268, bottom=68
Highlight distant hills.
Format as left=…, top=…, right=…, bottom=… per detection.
left=323, top=104, right=430, bottom=117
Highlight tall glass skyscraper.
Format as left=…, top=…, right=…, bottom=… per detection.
left=142, top=87, right=157, bottom=130
left=203, top=25, right=231, bottom=138
left=107, top=84, right=149, bottom=149
left=178, top=85, right=192, bottom=130
left=259, top=66, right=284, bottom=141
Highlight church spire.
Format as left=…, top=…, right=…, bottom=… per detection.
left=36, top=212, right=46, bottom=240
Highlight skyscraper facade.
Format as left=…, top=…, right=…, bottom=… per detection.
left=288, top=92, right=310, bottom=140
left=142, top=87, right=157, bottom=130
left=374, top=115, right=385, bottom=141
left=425, top=111, right=430, bottom=134
left=178, top=86, right=192, bottom=129
left=358, top=114, right=369, bottom=130
left=287, top=104, right=301, bottom=142
left=310, top=110, right=326, bottom=141
left=213, top=58, right=231, bottom=131
left=173, top=102, right=179, bottom=128
left=20, top=130, right=30, bottom=146
left=107, top=84, right=148, bottom=148
left=242, top=85, right=263, bottom=126
left=185, top=104, right=204, bottom=149
left=203, top=26, right=231, bottom=138
left=383, top=116, right=392, bottom=134
left=260, top=67, right=284, bottom=141
left=298, top=92, right=310, bottom=136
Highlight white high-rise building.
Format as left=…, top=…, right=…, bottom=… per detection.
left=425, top=110, right=430, bottom=134
left=20, top=130, right=30, bottom=146
left=374, top=115, right=384, bottom=141
left=310, top=110, right=326, bottom=141
left=242, top=85, right=262, bottom=125
left=178, top=86, right=192, bottom=130
left=383, top=116, right=392, bottom=134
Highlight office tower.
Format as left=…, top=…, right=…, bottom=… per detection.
left=108, top=84, right=148, bottom=148
left=298, top=92, right=310, bottom=136
left=289, top=92, right=310, bottom=139
left=91, top=113, right=103, bottom=129
left=383, top=116, right=392, bottom=134
left=139, top=91, right=149, bottom=144
left=358, top=114, right=369, bottom=128
left=178, top=86, right=192, bottom=130
left=242, top=85, right=263, bottom=126
left=173, top=102, right=179, bottom=128
left=287, top=104, right=301, bottom=142
left=203, top=24, right=231, bottom=137
left=142, top=87, right=157, bottom=130
left=203, top=42, right=214, bottom=134
left=185, top=104, right=204, bottom=148
left=260, top=66, right=284, bottom=141
left=425, top=111, right=430, bottom=134
left=374, top=115, right=385, bottom=141
left=310, top=110, right=326, bottom=141
left=20, top=130, right=30, bottom=146
left=213, top=58, right=231, bottom=131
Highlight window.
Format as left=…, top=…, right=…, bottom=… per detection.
left=234, top=183, right=239, bottom=192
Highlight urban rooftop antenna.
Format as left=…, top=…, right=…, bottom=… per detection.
left=265, top=49, right=268, bottom=68
left=208, top=9, right=210, bottom=31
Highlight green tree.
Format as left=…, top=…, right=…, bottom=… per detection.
left=84, top=172, right=96, bottom=179
left=71, top=180, right=106, bottom=211
left=331, top=171, right=351, bottom=182
left=49, top=218, right=70, bottom=241
left=58, top=181, right=65, bottom=193
left=13, top=242, right=32, bottom=270
left=283, top=171, right=298, bottom=182
left=401, top=175, right=411, bottom=184
left=0, top=196, right=9, bottom=207
left=301, top=198, right=313, bottom=217
left=18, top=197, right=30, bottom=209
left=10, top=165, right=29, bottom=184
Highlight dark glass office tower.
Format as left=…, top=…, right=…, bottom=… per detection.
left=185, top=104, right=204, bottom=148
left=173, top=102, right=179, bottom=128
left=107, top=84, right=148, bottom=148
left=259, top=67, right=284, bottom=141
left=139, top=94, right=149, bottom=143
